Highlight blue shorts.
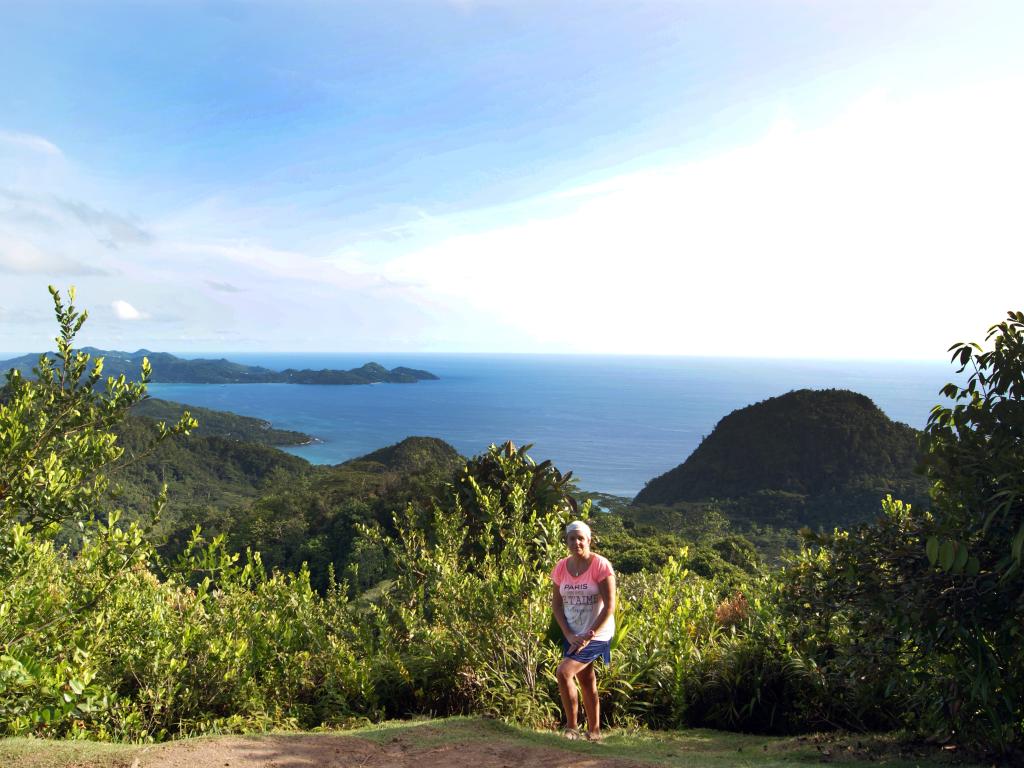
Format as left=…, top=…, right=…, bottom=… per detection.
left=561, top=639, right=611, bottom=665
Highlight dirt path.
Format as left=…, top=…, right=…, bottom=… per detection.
left=128, top=729, right=644, bottom=768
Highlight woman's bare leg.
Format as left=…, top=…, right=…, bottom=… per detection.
left=576, top=663, right=600, bottom=736
left=556, top=658, right=589, bottom=730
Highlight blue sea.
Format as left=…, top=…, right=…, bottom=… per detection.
left=148, top=354, right=955, bottom=498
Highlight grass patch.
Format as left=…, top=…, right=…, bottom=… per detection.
left=0, top=737, right=138, bottom=768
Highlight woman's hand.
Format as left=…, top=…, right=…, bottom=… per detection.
left=567, top=629, right=596, bottom=654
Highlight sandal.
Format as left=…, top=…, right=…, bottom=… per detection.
left=561, top=727, right=581, bottom=740
left=585, top=732, right=603, bottom=742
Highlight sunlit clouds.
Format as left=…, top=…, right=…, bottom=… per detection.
left=349, top=80, right=1024, bottom=357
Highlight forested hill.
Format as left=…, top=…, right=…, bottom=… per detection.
left=133, top=398, right=313, bottom=446
left=633, top=389, right=930, bottom=529
left=159, top=435, right=466, bottom=591
left=0, top=348, right=438, bottom=384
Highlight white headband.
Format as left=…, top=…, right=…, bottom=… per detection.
left=565, top=520, right=591, bottom=539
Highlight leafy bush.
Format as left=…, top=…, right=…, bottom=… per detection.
left=774, top=311, right=1024, bottom=754
left=353, top=443, right=573, bottom=726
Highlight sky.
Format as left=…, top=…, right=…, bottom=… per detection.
left=1, top=0, right=1022, bottom=359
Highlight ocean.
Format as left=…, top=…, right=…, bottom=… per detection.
left=147, top=354, right=955, bottom=498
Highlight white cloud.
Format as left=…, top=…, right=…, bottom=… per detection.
left=112, top=300, right=147, bottom=320
left=0, top=233, right=104, bottom=275
left=0, top=130, right=63, bottom=157
left=356, top=78, right=1024, bottom=358
left=0, top=191, right=152, bottom=251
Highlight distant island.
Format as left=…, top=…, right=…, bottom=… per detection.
left=0, top=348, right=439, bottom=385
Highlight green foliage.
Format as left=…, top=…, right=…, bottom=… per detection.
left=776, top=311, right=1024, bottom=754
left=923, top=310, right=1024, bottom=579
left=599, top=556, right=809, bottom=734
left=187, top=436, right=464, bottom=592
left=111, top=418, right=311, bottom=539
left=778, top=497, right=935, bottom=733
left=1, top=514, right=151, bottom=736
left=455, top=440, right=578, bottom=546
left=0, top=287, right=194, bottom=536
left=914, top=311, right=1024, bottom=750
left=589, top=510, right=759, bottom=583
left=353, top=442, right=574, bottom=725
left=0, top=516, right=366, bottom=739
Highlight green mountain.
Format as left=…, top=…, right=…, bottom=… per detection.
left=0, top=348, right=438, bottom=385
left=633, top=389, right=930, bottom=529
left=343, top=436, right=465, bottom=475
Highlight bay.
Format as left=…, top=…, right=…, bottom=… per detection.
left=148, top=354, right=954, bottom=498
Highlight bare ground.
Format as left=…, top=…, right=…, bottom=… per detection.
left=126, top=728, right=643, bottom=768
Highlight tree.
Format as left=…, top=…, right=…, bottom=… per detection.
left=922, top=310, right=1024, bottom=580
left=915, top=310, right=1024, bottom=751
left=779, top=311, right=1024, bottom=753
left=0, top=286, right=195, bottom=537
left=455, top=441, right=577, bottom=551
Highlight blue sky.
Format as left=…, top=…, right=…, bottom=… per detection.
left=1, top=1, right=1022, bottom=357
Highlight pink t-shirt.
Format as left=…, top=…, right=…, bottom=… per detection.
left=551, top=554, right=615, bottom=642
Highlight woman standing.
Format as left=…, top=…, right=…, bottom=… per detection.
left=551, top=520, right=617, bottom=741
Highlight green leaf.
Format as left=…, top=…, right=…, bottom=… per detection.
left=939, top=539, right=956, bottom=572
left=1012, top=524, right=1024, bottom=564
left=965, top=556, right=980, bottom=576
left=926, top=536, right=939, bottom=565
left=952, top=542, right=969, bottom=574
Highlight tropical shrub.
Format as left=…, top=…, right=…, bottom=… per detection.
left=916, top=311, right=1024, bottom=750
left=776, top=311, right=1024, bottom=754
left=353, top=443, right=574, bottom=726
left=0, top=288, right=192, bottom=536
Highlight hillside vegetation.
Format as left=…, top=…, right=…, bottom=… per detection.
left=116, top=411, right=765, bottom=591
left=132, top=398, right=313, bottom=446
left=106, top=416, right=465, bottom=590
left=179, top=435, right=465, bottom=591
left=634, top=389, right=929, bottom=529
left=108, top=415, right=313, bottom=537
left=2, top=288, right=1022, bottom=758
